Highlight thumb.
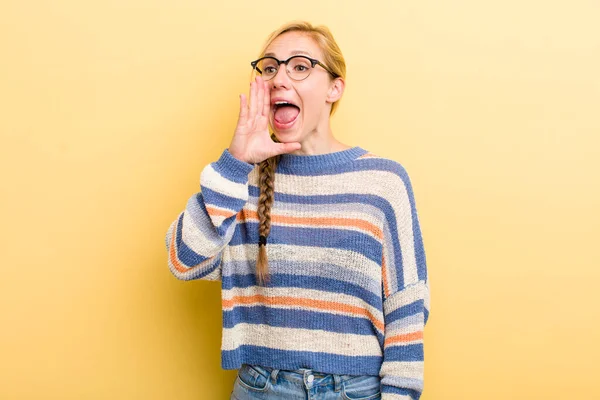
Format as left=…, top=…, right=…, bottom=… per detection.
left=272, top=142, right=302, bottom=156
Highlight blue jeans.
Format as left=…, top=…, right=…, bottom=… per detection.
left=230, top=363, right=382, bottom=399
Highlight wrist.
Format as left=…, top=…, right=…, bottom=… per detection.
left=213, top=149, right=255, bottom=180
left=228, top=149, right=248, bottom=163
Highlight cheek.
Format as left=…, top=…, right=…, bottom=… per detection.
left=298, top=89, right=328, bottom=118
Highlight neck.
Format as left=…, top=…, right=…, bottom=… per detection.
left=282, top=126, right=351, bottom=156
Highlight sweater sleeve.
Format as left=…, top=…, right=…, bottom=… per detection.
left=165, top=148, right=255, bottom=281
left=379, top=164, right=430, bottom=400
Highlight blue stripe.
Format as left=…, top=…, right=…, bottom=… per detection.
left=222, top=345, right=383, bottom=376
left=175, top=255, right=222, bottom=280
left=173, top=214, right=222, bottom=279
left=199, top=186, right=247, bottom=211
left=222, top=259, right=380, bottom=294
left=384, top=343, right=423, bottom=362
left=175, top=212, right=223, bottom=276
left=393, top=163, right=427, bottom=283
left=230, top=222, right=382, bottom=264
left=223, top=306, right=383, bottom=341
left=211, top=149, right=254, bottom=183
left=387, top=300, right=424, bottom=323
left=223, top=272, right=383, bottom=310
left=273, top=156, right=403, bottom=177
left=175, top=213, right=211, bottom=265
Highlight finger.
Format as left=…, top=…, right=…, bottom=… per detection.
left=249, top=80, right=257, bottom=120
left=256, top=76, right=264, bottom=118
left=271, top=142, right=302, bottom=156
left=239, top=94, right=248, bottom=122
left=262, top=78, right=270, bottom=117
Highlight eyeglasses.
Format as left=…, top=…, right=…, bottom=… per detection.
left=250, top=55, right=338, bottom=81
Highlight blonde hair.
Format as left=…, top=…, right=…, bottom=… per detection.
left=255, top=21, right=347, bottom=286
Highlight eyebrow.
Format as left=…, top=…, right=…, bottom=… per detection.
left=263, top=50, right=312, bottom=58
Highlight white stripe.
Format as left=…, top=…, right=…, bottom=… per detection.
left=424, top=280, right=430, bottom=313
left=185, top=193, right=240, bottom=241
left=203, top=267, right=222, bottom=281
left=247, top=196, right=384, bottom=228
left=201, top=164, right=249, bottom=200
left=221, top=258, right=381, bottom=299
left=181, top=211, right=235, bottom=257
left=380, top=361, right=424, bottom=381
left=385, top=337, right=423, bottom=347
left=200, top=212, right=227, bottom=228
left=388, top=314, right=423, bottom=332
left=383, top=218, right=399, bottom=295
left=223, top=243, right=382, bottom=283
left=386, top=322, right=423, bottom=338
left=381, top=177, right=417, bottom=291
left=383, top=280, right=428, bottom=315
left=381, top=394, right=413, bottom=400
left=222, top=323, right=382, bottom=356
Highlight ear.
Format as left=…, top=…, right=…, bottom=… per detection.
left=326, top=77, right=345, bottom=104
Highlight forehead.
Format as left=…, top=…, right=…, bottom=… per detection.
left=263, top=31, right=323, bottom=59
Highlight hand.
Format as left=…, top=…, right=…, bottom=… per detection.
left=228, top=76, right=301, bottom=164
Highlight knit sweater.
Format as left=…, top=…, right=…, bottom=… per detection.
left=165, top=146, right=430, bottom=400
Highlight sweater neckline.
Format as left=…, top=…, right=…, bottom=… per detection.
left=277, top=146, right=367, bottom=173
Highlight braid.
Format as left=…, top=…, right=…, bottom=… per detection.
left=256, top=137, right=281, bottom=286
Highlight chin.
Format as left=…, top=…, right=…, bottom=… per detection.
left=271, top=125, right=303, bottom=142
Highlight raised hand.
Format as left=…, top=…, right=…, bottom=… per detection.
left=228, top=76, right=301, bottom=164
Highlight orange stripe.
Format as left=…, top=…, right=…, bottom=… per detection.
left=206, top=205, right=235, bottom=218
left=224, top=294, right=385, bottom=332
left=240, top=209, right=382, bottom=240
left=168, top=219, right=186, bottom=273
left=168, top=216, right=213, bottom=274
left=384, top=331, right=423, bottom=346
left=382, top=252, right=390, bottom=299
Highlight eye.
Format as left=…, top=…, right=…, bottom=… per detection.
left=294, top=65, right=308, bottom=72
left=264, top=66, right=277, bottom=74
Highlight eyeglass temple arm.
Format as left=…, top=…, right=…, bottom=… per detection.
left=315, top=60, right=337, bottom=77
left=250, top=61, right=263, bottom=74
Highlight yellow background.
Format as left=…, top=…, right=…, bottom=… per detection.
left=1, top=0, right=599, bottom=399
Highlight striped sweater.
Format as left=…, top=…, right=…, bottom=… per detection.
left=165, top=146, right=430, bottom=400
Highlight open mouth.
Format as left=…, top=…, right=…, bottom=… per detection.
left=272, top=101, right=301, bottom=129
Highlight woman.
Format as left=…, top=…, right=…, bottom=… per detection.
left=165, top=21, right=430, bottom=400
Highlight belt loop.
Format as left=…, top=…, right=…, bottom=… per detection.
left=270, top=369, right=279, bottom=384
left=333, top=374, right=342, bottom=392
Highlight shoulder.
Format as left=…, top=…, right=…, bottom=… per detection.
left=354, top=150, right=414, bottom=186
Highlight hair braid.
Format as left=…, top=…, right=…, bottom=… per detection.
left=256, top=146, right=280, bottom=286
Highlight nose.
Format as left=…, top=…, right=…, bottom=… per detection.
left=271, top=64, right=291, bottom=89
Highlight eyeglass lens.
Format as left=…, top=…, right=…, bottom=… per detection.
left=255, top=56, right=313, bottom=81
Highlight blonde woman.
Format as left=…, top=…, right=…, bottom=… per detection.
left=165, top=21, right=431, bottom=400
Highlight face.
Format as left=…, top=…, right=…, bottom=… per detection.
left=261, top=31, right=343, bottom=143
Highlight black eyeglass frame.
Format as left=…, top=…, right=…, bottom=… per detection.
left=250, top=55, right=339, bottom=81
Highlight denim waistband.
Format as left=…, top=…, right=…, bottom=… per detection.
left=243, top=363, right=350, bottom=391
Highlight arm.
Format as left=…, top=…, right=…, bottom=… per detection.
left=379, top=164, right=430, bottom=400
left=165, top=148, right=255, bottom=281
